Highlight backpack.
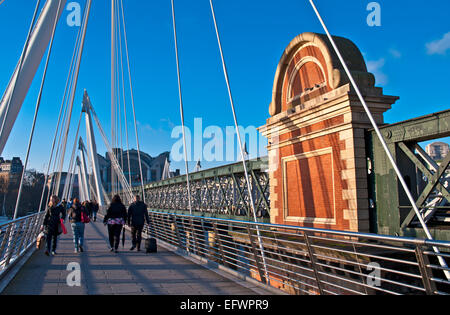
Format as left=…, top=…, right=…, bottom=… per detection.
left=81, top=210, right=91, bottom=224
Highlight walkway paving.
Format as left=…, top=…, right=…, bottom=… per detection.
left=2, top=221, right=269, bottom=295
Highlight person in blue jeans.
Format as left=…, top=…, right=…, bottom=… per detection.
left=67, top=198, right=89, bottom=253
left=42, top=195, right=66, bottom=256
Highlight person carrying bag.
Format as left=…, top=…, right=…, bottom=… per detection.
left=68, top=198, right=89, bottom=253
left=104, top=195, right=127, bottom=253
left=127, top=195, right=150, bottom=252
left=42, top=195, right=66, bottom=256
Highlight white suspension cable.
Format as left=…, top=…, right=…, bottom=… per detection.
left=55, top=1, right=88, bottom=194
left=39, top=19, right=83, bottom=211
left=0, top=0, right=41, bottom=145
left=115, top=0, right=125, bottom=192
left=51, top=13, right=84, bottom=196
left=120, top=0, right=146, bottom=202
left=111, top=0, right=116, bottom=196
left=308, top=0, right=449, bottom=280
left=90, top=103, right=134, bottom=203
left=171, top=0, right=193, bottom=215
left=209, top=0, right=270, bottom=285
left=13, top=0, right=62, bottom=219
left=61, top=112, right=83, bottom=201
left=54, top=0, right=92, bottom=195
left=116, top=2, right=132, bottom=187
left=67, top=159, right=76, bottom=199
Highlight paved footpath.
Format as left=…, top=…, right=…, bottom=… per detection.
left=2, top=221, right=271, bottom=295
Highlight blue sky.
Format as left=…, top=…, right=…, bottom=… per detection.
left=0, top=0, right=449, bottom=173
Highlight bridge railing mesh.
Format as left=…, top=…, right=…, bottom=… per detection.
left=0, top=212, right=45, bottom=280
left=143, top=211, right=450, bottom=295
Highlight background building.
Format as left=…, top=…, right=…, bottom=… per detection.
left=98, top=150, right=179, bottom=192
left=426, top=142, right=450, bottom=161
left=0, top=157, right=23, bottom=177
left=46, top=150, right=180, bottom=199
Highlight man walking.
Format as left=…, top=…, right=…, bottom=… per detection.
left=127, top=195, right=150, bottom=252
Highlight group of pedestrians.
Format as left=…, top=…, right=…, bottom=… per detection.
left=42, top=194, right=150, bottom=256
left=103, top=194, right=150, bottom=253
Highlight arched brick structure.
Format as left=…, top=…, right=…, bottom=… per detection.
left=260, top=32, right=399, bottom=232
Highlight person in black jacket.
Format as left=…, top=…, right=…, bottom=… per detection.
left=91, top=200, right=99, bottom=222
left=104, top=195, right=127, bottom=253
left=42, top=195, right=66, bottom=256
left=83, top=201, right=93, bottom=219
left=67, top=198, right=89, bottom=253
left=127, top=195, right=150, bottom=252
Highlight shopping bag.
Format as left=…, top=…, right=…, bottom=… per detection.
left=36, top=232, right=46, bottom=250
left=60, top=219, right=67, bottom=235
left=81, top=211, right=90, bottom=224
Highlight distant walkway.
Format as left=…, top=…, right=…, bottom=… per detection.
left=2, top=221, right=270, bottom=295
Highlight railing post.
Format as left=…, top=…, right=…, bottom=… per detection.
left=16, top=217, right=31, bottom=255
left=415, top=245, right=438, bottom=295
left=246, top=224, right=267, bottom=284
left=172, top=214, right=184, bottom=250
left=304, top=232, right=325, bottom=295
left=149, top=211, right=157, bottom=238
left=188, top=218, right=199, bottom=255
left=212, top=222, right=226, bottom=266
left=23, top=215, right=38, bottom=249
left=4, top=221, right=24, bottom=267
left=0, top=224, right=12, bottom=261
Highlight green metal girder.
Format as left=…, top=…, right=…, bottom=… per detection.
left=132, top=157, right=269, bottom=191
left=378, top=109, right=450, bottom=144
left=369, top=109, right=450, bottom=240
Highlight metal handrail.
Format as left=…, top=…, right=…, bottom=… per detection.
left=147, top=210, right=450, bottom=249
left=3, top=209, right=450, bottom=295
left=0, top=212, right=45, bottom=280
left=141, top=210, right=450, bottom=295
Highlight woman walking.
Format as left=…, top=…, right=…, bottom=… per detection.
left=104, top=195, right=127, bottom=253
left=91, top=200, right=99, bottom=222
left=42, top=195, right=66, bottom=256
left=67, top=198, right=89, bottom=253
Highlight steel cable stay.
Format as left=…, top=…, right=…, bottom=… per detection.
left=54, top=4, right=88, bottom=196
left=119, top=0, right=146, bottom=202
left=170, top=0, right=193, bottom=215
left=116, top=0, right=133, bottom=191
left=117, top=9, right=133, bottom=189
left=39, top=13, right=84, bottom=210
left=54, top=0, right=92, bottom=195
left=88, top=102, right=134, bottom=203
left=53, top=5, right=87, bottom=198
left=59, top=112, right=82, bottom=203
left=13, top=0, right=63, bottom=220
left=115, top=0, right=126, bottom=194
left=110, top=0, right=116, bottom=196
left=208, top=0, right=270, bottom=285
left=110, top=0, right=121, bottom=196
left=0, top=0, right=42, bottom=151
left=308, top=0, right=449, bottom=280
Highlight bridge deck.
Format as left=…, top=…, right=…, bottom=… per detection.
left=2, top=221, right=268, bottom=295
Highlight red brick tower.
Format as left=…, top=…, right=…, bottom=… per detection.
left=259, top=32, right=399, bottom=232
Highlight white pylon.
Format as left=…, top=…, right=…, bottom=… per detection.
left=83, top=91, right=106, bottom=206
left=78, top=138, right=90, bottom=202
left=0, top=0, right=68, bottom=154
